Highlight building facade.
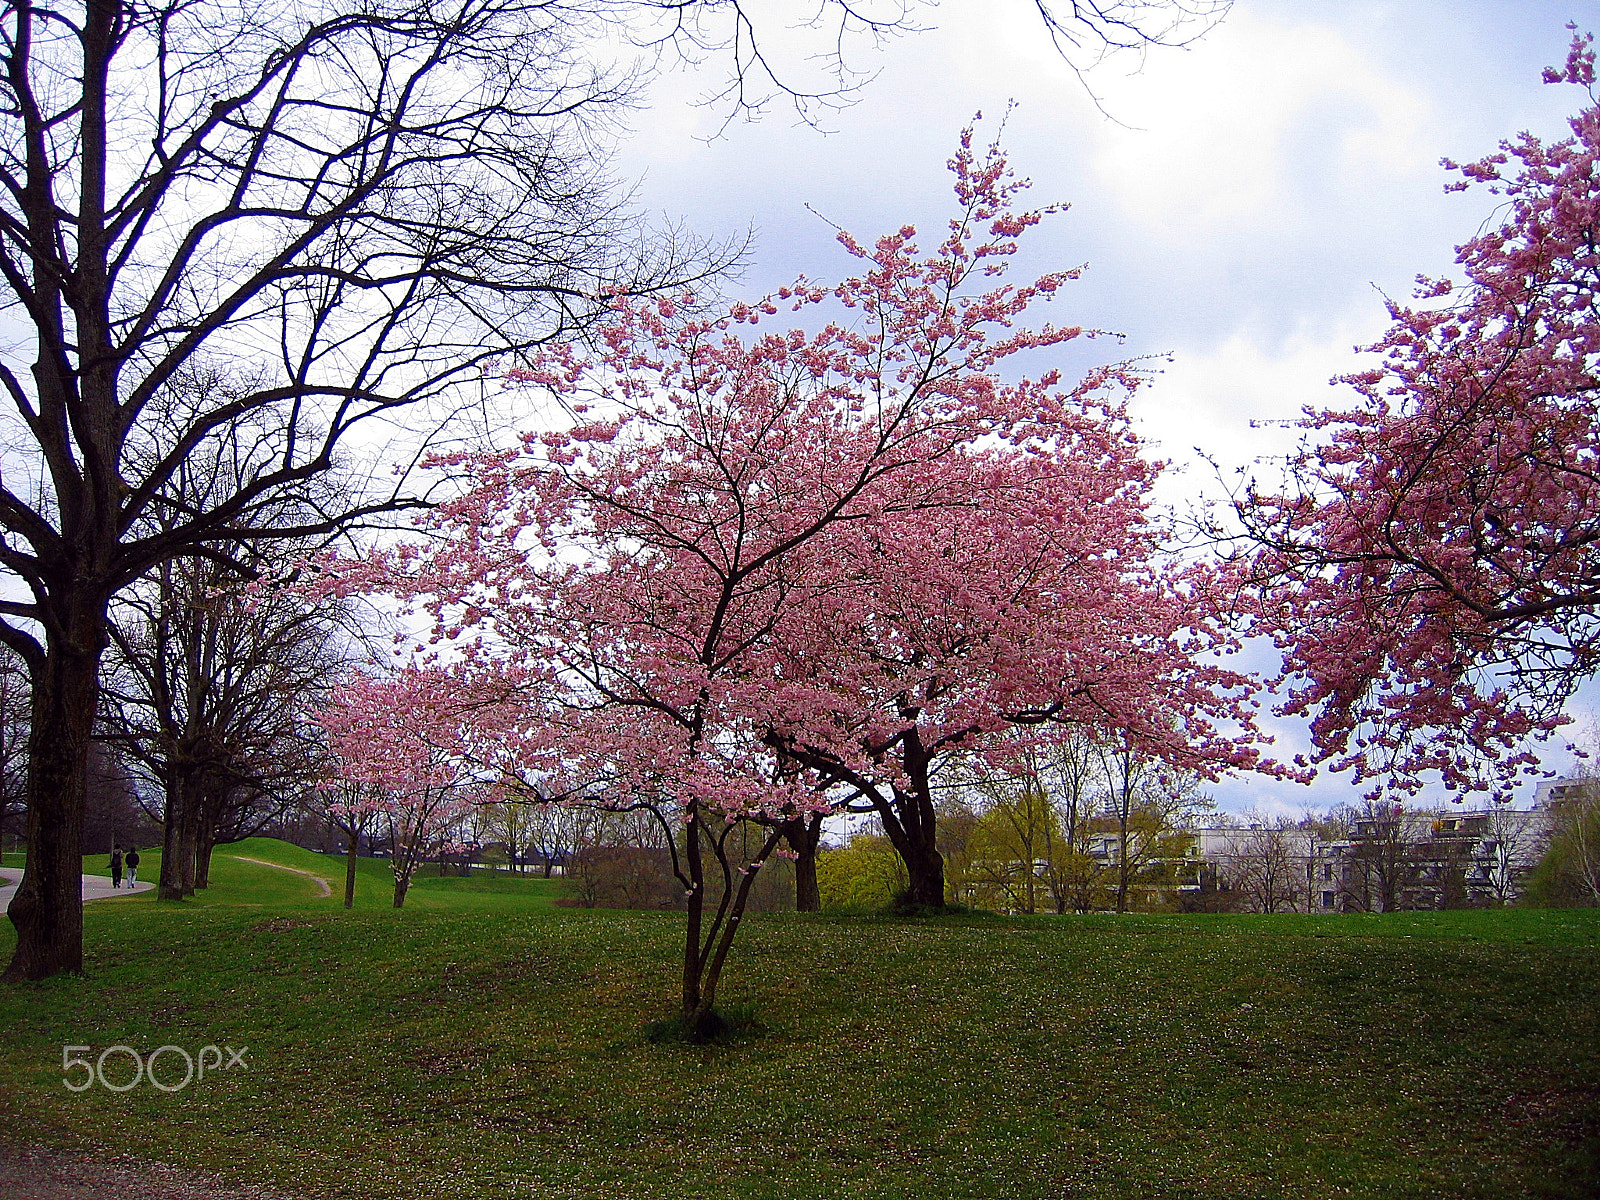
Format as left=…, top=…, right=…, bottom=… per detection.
left=1193, top=804, right=1553, bottom=913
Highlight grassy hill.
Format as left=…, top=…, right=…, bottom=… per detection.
left=71, top=837, right=563, bottom=910
left=0, top=847, right=1594, bottom=1199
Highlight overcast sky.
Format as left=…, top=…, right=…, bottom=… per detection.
left=612, top=0, right=1596, bottom=814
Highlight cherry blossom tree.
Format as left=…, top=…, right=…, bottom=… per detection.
left=756, top=461, right=1273, bottom=907
left=319, top=127, right=1275, bottom=1028
left=1236, top=32, right=1600, bottom=801
left=314, top=776, right=381, bottom=910
left=320, top=669, right=479, bottom=909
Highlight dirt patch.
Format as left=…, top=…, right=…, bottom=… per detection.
left=1501, top=1083, right=1600, bottom=1144
left=0, top=1139, right=308, bottom=1200
left=246, top=917, right=331, bottom=934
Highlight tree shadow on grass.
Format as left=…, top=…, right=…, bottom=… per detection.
left=642, top=1003, right=769, bottom=1046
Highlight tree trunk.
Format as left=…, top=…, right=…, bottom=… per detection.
left=678, top=816, right=786, bottom=1036
left=393, top=848, right=414, bottom=909
left=4, top=635, right=105, bottom=981
left=344, top=832, right=359, bottom=909
left=192, top=786, right=226, bottom=890
left=872, top=739, right=947, bottom=909
left=194, top=825, right=216, bottom=890
left=157, top=770, right=189, bottom=901
left=681, top=806, right=705, bottom=1021
left=876, top=785, right=945, bottom=908
left=1116, top=798, right=1131, bottom=914
left=784, top=814, right=823, bottom=912
left=899, top=837, right=946, bottom=907
left=158, top=767, right=203, bottom=900
left=176, top=784, right=201, bottom=898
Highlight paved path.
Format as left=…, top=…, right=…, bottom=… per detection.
left=0, top=872, right=153, bottom=910
left=225, top=856, right=333, bottom=898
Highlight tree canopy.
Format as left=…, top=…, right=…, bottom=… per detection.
left=1237, top=32, right=1600, bottom=801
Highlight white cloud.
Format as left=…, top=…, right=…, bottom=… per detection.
left=1135, top=318, right=1388, bottom=507
left=1084, top=12, right=1436, bottom=240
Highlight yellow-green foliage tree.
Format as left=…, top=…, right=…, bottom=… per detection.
left=1530, top=782, right=1600, bottom=907
left=936, top=800, right=981, bottom=907
left=954, top=732, right=1114, bottom=913
left=1038, top=842, right=1113, bottom=914
left=816, top=835, right=907, bottom=909
left=965, top=781, right=1061, bottom=914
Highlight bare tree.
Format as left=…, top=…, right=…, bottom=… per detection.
left=1226, top=814, right=1302, bottom=914
left=100, top=547, right=354, bottom=900
left=632, top=1, right=1231, bottom=126
left=0, top=0, right=732, bottom=980
left=1098, top=738, right=1212, bottom=913
left=1480, top=801, right=1539, bottom=906
left=1027, top=730, right=1111, bottom=913
left=1336, top=802, right=1430, bottom=913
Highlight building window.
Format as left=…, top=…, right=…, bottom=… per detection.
left=1321, top=891, right=1335, bottom=909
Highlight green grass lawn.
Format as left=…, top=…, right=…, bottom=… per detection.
left=0, top=840, right=1596, bottom=1199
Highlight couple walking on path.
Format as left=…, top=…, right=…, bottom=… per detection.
left=109, top=845, right=140, bottom=889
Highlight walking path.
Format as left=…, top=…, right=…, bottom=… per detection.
left=0, top=872, right=153, bottom=910
left=225, top=856, right=333, bottom=898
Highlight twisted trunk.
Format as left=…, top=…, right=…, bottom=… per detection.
left=680, top=812, right=786, bottom=1033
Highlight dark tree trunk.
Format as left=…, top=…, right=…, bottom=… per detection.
left=898, top=836, right=946, bottom=907
left=784, top=814, right=823, bottom=912
left=826, top=727, right=947, bottom=910
left=874, top=765, right=946, bottom=909
left=1116, top=841, right=1131, bottom=913
left=163, top=771, right=203, bottom=899
left=157, top=771, right=189, bottom=901
left=191, top=785, right=229, bottom=890
left=344, top=832, right=358, bottom=909
left=4, top=633, right=105, bottom=981
left=1115, top=784, right=1132, bottom=914
left=677, top=810, right=786, bottom=1033
left=393, top=837, right=415, bottom=909
left=194, top=823, right=216, bottom=890
left=177, top=801, right=198, bottom=896
left=681, top=806, right=705, bottom=1021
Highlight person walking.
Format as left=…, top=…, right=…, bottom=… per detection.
left=110, top=845, right=123, bottom=889
left=125, top=847, right=140, bottom=887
